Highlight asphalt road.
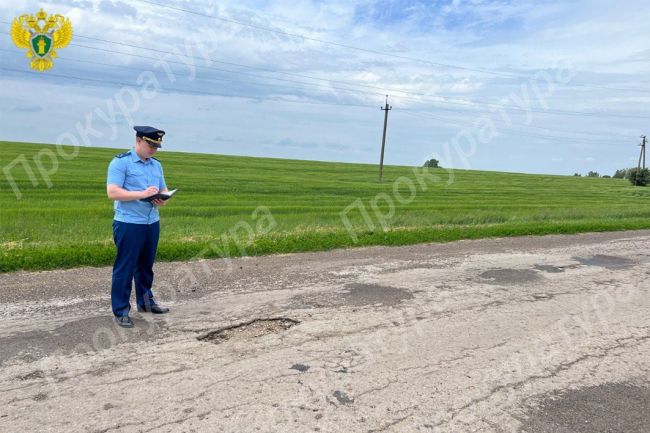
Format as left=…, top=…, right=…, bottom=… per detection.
left=1, top=231, right=649, bottom=432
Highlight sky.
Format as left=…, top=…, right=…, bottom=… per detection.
left=1, top=0, right=649, bottom=175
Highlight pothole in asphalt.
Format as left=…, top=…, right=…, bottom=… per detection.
left=479, top=269, right=541, bottom=285
left=533, top=264, right=565, bottom=274
left=519, top=382, right=650, bottom=433
left=32, top=392, right=48, bottom=401
left=290, top=363, right=310, bottom=372
left=197, top=318, right=299, bottom=344
left=332, top=390, right=354, bottom=405
left=573, top=255, right=635, bottom=270
left=341, top=283, right=415, bottom=307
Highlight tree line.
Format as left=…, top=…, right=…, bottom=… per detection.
left=573, top=167, right=650, bottom=186
left=422, top=159, right=649, bottom=186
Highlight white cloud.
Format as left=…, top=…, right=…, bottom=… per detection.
left=1, top=0, right=649, bottom=175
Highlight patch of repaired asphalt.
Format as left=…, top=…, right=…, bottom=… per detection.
left=573, top=255, right=635, bottom=270
left=341, top=283, right=415, bottom=307
left=197, top=318, right=299, bottom=344
left=479, top=268, right=541, bottom=285
left=533, top=265, right=565, bottom=273
left=0, top=315, right=169, bottom=365
left=519, top=382, right=650, bottom=433
left=288, top=283, right=414, bottom=310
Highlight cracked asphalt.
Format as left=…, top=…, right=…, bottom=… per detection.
left=1, top=230, right=649, bottom=432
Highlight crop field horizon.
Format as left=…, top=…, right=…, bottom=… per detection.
left=2, top=140, right=650, bottom=273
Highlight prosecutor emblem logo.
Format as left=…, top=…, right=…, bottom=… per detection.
left=11, top=8, right=73, bottom=72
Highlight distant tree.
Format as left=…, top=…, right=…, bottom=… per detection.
left=423, top=158, right=440, bottom=168
left=613, top=169, right=628, bottom=179
left=602, top=175, right=611, bottom=178
left=625, top=167, right=650, bottom=186
left=573, top=173, right=582, bottom=177
left=587, top=171, right=600, bottom=178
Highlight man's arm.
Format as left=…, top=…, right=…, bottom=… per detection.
left=107, top=184, right=159, bottom=201
left=106, top=156, right=159, bottom=201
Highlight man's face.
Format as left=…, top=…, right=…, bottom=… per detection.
left=136, top=137, right=160, bottom=158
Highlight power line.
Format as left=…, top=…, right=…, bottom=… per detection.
left=2, top=29, right=645, bottom=121
left=3, top=23, right=483, bottom=100
left=58, top=35, right=650, bottom=120
left=0, top=29, right=434, bottom=100
left=401, top=104, right=630, bottom=141
left=67, top=32, right=600, bottom=114
left=0, top=66, right=638, bottom=147
left=397, top=110, right=630, bottom=146
left=399, top=94, right=648, bottom=120
left=0, top=47, right=640, bottom=143
left=0, top=48, right=241, bottom=83
left=0, top=45, right=408, bottom=110
left=399, top=108, right=633, bottom=142
left=130, top=0, right=650, bottom=94
left=400, top=109, right=619, bottom=144
left=72, top=34, right=399, bottom=93
left=0, top=48, right=373, bottom=101
left=0, top=67, right=375, bottom=110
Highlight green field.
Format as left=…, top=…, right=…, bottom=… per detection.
left=1, top=140, right=650, bottom=273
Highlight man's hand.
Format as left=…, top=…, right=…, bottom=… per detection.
left=153, top=188, right=170, bottom=206
left=141, top=186, right=159, bottom=199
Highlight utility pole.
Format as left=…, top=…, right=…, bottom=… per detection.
left=641, top=135, right=646, bottom=170
left=379, top=95, right=392, bottom=182
left=635, top=135, right=646, bottom=185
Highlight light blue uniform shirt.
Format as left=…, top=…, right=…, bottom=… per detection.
left=107, top=149, right=167, bottom=224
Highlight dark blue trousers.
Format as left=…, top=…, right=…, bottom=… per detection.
left=111, top=220, right=160, bottom=317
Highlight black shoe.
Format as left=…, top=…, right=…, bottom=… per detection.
left=115, top=315, right=134, bottom=328
left=137, top=304, right=170, bottom=314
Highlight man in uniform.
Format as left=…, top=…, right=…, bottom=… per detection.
left=106, top=126, right=171, bottom=328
